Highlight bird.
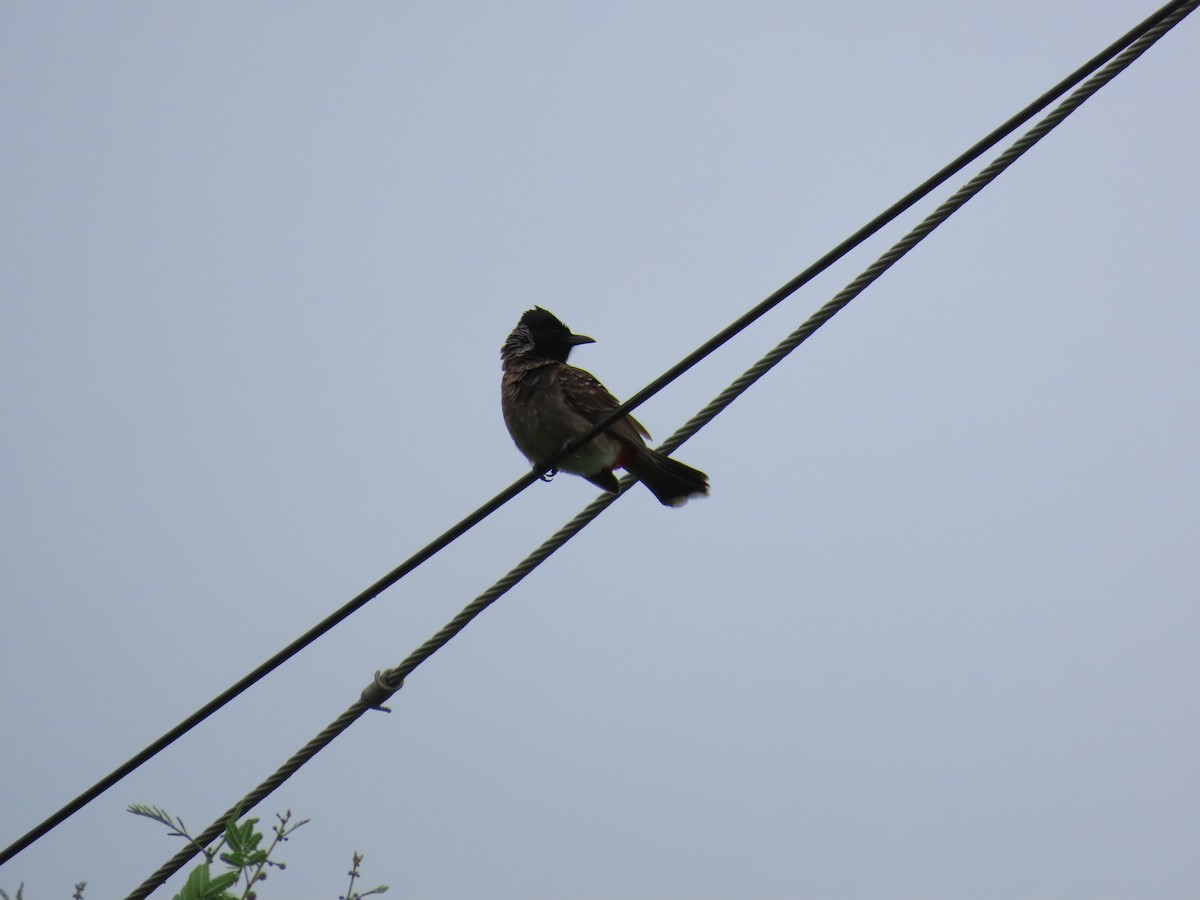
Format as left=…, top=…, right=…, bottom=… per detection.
left=501, top=307, right=709, bottom=507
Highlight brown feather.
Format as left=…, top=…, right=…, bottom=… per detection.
left=556, top=365, right=651, bottom=446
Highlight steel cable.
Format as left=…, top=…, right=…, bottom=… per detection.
left=9, top=1, right=1188, bottom=872
left=122, top=3, right=1198, bottom=894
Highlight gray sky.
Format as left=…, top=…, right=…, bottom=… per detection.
left=3, top=2, right=1198, bottom=898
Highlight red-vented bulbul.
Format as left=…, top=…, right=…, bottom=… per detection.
left=501, top=307, right=709, bottom=507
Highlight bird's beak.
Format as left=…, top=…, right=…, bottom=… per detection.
left=569, top=333, right=596, bottom=346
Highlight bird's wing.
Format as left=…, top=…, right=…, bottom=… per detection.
left=559, top=364, right=651, bottom=444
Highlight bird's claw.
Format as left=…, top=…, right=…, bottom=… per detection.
left=538, top=440, right=576, bottom=482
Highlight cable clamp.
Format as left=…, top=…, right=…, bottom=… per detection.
left=361, top=668, right=405, bottom=712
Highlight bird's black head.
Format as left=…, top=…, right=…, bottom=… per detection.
left=502, top=306, right=595, bottom=365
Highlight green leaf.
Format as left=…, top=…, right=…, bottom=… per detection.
left=208, top=872, right=239, bottom=893
left=173, top=863, right=239, bottom=900
left=228, top=818, right=264, bottom=852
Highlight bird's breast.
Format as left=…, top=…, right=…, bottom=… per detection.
left=501, top=365, right=621, bottom=474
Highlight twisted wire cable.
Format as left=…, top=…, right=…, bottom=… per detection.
left=123, top=4, right=1198, bottom=895
left=6, top=1, right=1187, bottom=873
left=664, top=0, right=1198, bottom=446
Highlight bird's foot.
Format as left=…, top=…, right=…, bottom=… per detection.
left=538, top=466, right=558, bottom=482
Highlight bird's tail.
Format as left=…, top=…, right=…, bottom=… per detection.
left=625, top=448, right=710, bottom=507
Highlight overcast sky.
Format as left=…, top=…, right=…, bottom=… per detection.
left=2, top=2, right=1198, bottom=898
